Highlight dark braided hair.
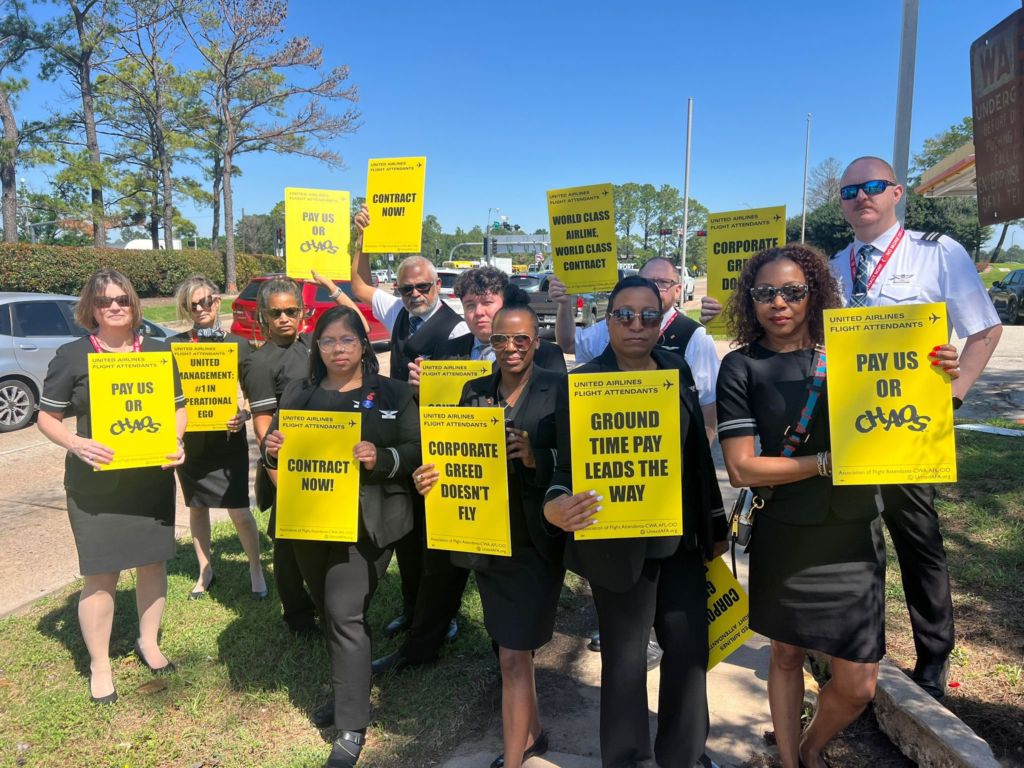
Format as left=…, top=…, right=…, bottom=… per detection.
left=255, top=276, right=304, bottom=337
left=724, top=243, right=842, bottom=350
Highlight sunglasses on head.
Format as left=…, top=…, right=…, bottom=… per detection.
left=267, top=307, right=302, bottom=319
left=490, top=333, right=535, bottom=350
left=750, top=284, right=809, bottom=304
left=191, top=296, right=218, bottom=312
left=399, top=281, right=435, bottom=296
left=608, top=308, right=661, bottom=328
left=839, top=179, right=896, bottom=201
left=94, top=294, right=130, bottom=309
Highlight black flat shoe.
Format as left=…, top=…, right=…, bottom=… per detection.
left=325, top=730, right=365, bottom=767
left=90, top=690, right=118, bottom=705
left=134, top=641, right=175, bottom=674
left=188, top=572, right=215, bottom=600
left=383, top=613, right=411, bottom=638
left=490, top=730, right=549, bottom=768
left=588, top=633, right=601, bottom=652
left=912, top=657, right=951, bottom=699
left=313, top=700, right=335, bottom=728
left=445, top=619, right=458, bottom=644
left=371, top=650, right=432, bottom=676
left=647, top=639, right=664, bottom=672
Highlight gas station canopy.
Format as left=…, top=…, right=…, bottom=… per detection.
left=917, top=141, right=976, bottom=197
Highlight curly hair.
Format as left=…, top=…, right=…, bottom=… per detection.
left=454, top=266, right=507, bottom=299
left=724, top=243, right=842, bottom=349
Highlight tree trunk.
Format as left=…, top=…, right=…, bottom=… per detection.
left=72, top=3, right=106, bottom=247
left=211, top=150, right=221, bottom=251
left=153, top=76, right=174, bottom=248
left=0, top=86, right=19, bottom=244
left=990, top=223, right=1010, bottom=263
left=150, top=185, right=160, bottom=249
left=221, top=89, right=236, bottom=291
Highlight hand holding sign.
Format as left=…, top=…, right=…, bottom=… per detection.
left=226, top=409, right=247, bottom=433
left=506, top=427, right=535, bottom=468
left=929, top=343, right=961, bottom=380
left=70, top=434, right=114, bottom=469
left=354, top=202, right=370, bottom=235
left=544, top=490, right=601, bottom=533
left=353, top=440, right=377, bottom=471
left=413, top=462, right=440, bottom=495
left=162, top=439, right=186, bottom=470
left=265, top=429, right=284, bottom=458
left=547, top=274, right=571, bottom=304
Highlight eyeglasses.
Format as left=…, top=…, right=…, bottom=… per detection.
left=398, top=282, right=435, bottom=296
left=650, top=278, right=679, bottom=291
left=94, top=294, right=131, bottom=309
left=607, top=308, right=661, bottom=328
left=190, top=296, right=218, bottom=312
left=266, top=307, right=302, bottom=319
left=839, top=180, right=896, bottom=201
left=317, top=336, right=361, bottom=352
left=750, top=284, right=809, bottom=304
left=490, top=333, right=535, bottom=350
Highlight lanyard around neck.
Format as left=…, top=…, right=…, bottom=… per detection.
left=89, top=334, right=141, bottom=353
left=849, top=228, right=904, bottom=292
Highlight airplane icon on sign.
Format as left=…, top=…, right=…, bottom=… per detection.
left=491, top=416, right=500, bottom=425
left=773, top=214, right=781, bottom=222
left=664, top=380, right=674, bottom=390
left=929, top=313, right=940, bottom=324
left=349, top=420, right=357, bottom=427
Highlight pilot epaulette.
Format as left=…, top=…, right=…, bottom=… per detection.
left=919, top=232, right=943, bottom=242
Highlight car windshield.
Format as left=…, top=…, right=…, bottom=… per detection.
left=237, top=280, right=262, bottom=301
left=439, top=273, right=459, bottom=289
left=510, top=275, right=542, bottom=293
left=313, top=282, right=358, bottom=304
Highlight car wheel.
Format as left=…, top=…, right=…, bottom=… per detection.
left=0, top=379, right=35, bottom=433
left=1007, top=296, right=1019, bottom=325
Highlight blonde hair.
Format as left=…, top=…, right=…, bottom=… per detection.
left=75, top=270, right=143, bottom=332
left=175, top=274, right=220, bottom=321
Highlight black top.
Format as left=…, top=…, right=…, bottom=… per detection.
left=242, top=333, right=312, bottom=414
left=261, top=373, right=421, bottom=548
left=389, top=302, right=465, bottom=382
left=40, top=336, right=186, bottom=495
left=655, top=311, right=702, bottom=358
left=433, top=333, right=568, bottom=375
left=716, top=344, right=880, bottom=525
left=544, top=346, right=726, bottom=593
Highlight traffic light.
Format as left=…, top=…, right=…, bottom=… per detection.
left=275, top=227, right=283, bottom=247
left=696, top=230, right=707, bottom=237
left=513, top=224, right=520, bottom=232
left=435, top=248, right=441, bottom=256
left=483, top=237, right=491, bottom=258
left=658, top=229, right=672, bottom=236
left=490, top=236, right=498, bottom=257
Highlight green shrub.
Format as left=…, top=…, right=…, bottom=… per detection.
left=0, top=244, right=284, bottom=296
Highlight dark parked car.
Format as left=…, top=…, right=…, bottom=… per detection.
left=529, top=269, right=629, bottom=329
left=989, top=269, right=1024, bottom=324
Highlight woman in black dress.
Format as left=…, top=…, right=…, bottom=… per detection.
left=262, top=306, right=420, bottom=768
left=169, top=274, right=267, bottom=599
left=37, top=270, right=187, bottom=704
left=412, top=285, right=566, bottom=768
left=716, top=244, right=961, bottom=768
left=543, top=276, right=727, bottom=768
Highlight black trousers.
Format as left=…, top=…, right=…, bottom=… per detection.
left=393, top=497, right=425, bottom=615
left=881, top=483, right=954, bottom=664
left=590, top=546, right=709, bottom=768
left=293, top=538, right=392, bottom=731
left=399, top=531, right=470, bottom=663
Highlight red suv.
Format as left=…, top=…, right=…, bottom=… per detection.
left=231, top=274, right=390, bottom=344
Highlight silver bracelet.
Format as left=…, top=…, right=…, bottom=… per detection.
left=817, top=451, right=831, bottom=477
left=329, top=287, right=342, bottom=300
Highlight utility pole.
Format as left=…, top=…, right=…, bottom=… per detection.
left=680, top=98, right=693, bottom=301
left=893, top=0, right=919, bottom=226
left=801, top=114, right=811, bottom=243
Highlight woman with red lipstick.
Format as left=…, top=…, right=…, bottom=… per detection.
left=716, top=244, right=960, bottom=768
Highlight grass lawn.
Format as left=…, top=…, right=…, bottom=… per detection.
left=0, top=509, right=590, bottom=767
left=883, top=419, right=1024, bottom=761
left=141, top=305, right=179, bottom=323
left=979, top=262, right=1024, bottom=290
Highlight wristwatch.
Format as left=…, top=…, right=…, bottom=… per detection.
left=952, top=396, right=963, bottom=411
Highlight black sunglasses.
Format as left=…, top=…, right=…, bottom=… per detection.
left=267, top=307, right=302, bottom=319
left=750, top=284, right=809, bottom=304
left=608, top=308, right=661, bottom=328
left=839, top=179, right=896, bottom=201
left=399, top=281, right=435, bottom=296
left=190, top=296, right=218, bottom=312
left=490, top=333, right=535, bottom=350
left=94, top=294, right=131, bottom=309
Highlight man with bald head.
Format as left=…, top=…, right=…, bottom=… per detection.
left=832, top=156, right=1002, bottom=698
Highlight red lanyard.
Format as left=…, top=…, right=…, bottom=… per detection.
left=89, top=334, right=141, bottom=353
left=849, top=228, right=904, bottom=291
left=660, top=310, right=678, bottom=335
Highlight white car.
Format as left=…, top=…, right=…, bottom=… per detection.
left=436, top=268, right=464, bottom=316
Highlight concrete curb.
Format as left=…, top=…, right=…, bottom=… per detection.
left=808, top=651, right=1000, bottom=768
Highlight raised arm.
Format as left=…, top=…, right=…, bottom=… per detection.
left=349, top=203, right=378, bottom=306
left=549, top=274, right=577, bottom=354
left=311, top=269, right=372, bottom=334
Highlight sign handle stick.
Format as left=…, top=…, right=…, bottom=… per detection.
left=892, top=0, right=919, bottom=226
left=681, top=97, right=693, bottom=301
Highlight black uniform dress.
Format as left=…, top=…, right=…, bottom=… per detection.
left=716, top=344, right=885, bottom=663
left=544, top=346, right=726, bottom=768
left=40, top=336, right=186, bottom=575
left=454, top=366, right=567, bottom=651
left=262, top=374, right=419, bottom=731
left=241, top=333, right=318, bottom=631
left=169, top=330, right=252, bottom=509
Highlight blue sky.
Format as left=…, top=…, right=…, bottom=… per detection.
left=17, top=0, right=1014, bottom=242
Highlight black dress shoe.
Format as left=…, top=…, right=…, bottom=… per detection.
left=188, top=572, right=215, bottom=600
left=490, top=730, right=549, bottom=768
left=912, top=657, right=951, bottom=699
left=588, top=633, right=601, bottom=652
left=325, top=730, right=365, bottom=767
left=383, top=613, right=411, bottom=638
left=313, top=700, right=335, bottom=728
left=371, top=650, right=429, bottom=676
left=647, top=639, right=664, bottom=672
left=445, top=619, right=458, bottom=644
left=134, top=641, right=175, bottom=674
left=91, top=690, right=118, bottom=705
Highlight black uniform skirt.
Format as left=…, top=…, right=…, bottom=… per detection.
left=476, top=545, right=566, bottom=651
left=177, top=428, right=251, bottom=509
left=66, top=468, right=177, bottom=575
left=748, top=512, right=886, bottom=663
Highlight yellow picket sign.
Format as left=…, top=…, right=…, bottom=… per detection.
left=547, top=183, right=618, bottom=293
left=276, top=411, right=361, bottom=541
left=362, top=157, right=427, bottom=254
left=569, top=370, right=682, bottom=540
left=419, top=359, right=492, bottom=406
left=170, top=343, right=237, bottom=432
left=824, top=302, right=956, bottom=485
left=421, top=407, right=511, bottom=556
left=706, top=557, right=752, bottom=670
left=706, top=205, right=786, bottom=334
left=88, top=352, right=178, bottom=470
left=284, top=187, right=351, bottom=280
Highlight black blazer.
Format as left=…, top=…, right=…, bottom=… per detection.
left=545, top=346, right=727, bottom=593
left=450, top=366, right=567, bottom=570
left=261, top=373, right=421, bottom=549
left=432, top=334, right=567, bottom=374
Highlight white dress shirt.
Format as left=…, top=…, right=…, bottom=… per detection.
left=370, top=289, right=469, bottom=340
